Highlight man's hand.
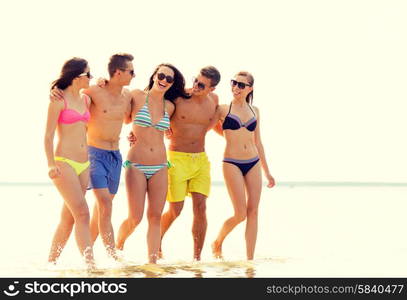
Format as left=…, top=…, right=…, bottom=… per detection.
left=212, top=121, right=223, bottom=135
left=50, top=88, right=64, bottom=102
left=164, top=128, right=173, bottom=139
left=97, top=77, right=108, bottom=88
left=127, top=131, right=137, bottom=147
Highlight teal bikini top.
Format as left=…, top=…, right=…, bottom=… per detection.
left=134, top=93, right=170, bottom=131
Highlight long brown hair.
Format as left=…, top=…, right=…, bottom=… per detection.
left=51, top=57, right=88, bottom=90
left=146, top=63, right=190, bottom=102
left=236, top=71, right=254, bottom=104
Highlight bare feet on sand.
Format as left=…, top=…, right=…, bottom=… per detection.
left=158, top=249, right=163, bottom=260
left=211, top=240, right=223, bottom=259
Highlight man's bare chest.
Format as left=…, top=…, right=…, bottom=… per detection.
left=175, top=103, right=216, bottom=124
left=91, top=97, right=129, bottom=119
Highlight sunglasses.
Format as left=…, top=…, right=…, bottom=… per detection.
left=157, top=72, right=174, bottom=84
left=231, top=79, right=251, bottom=89
left=78, top=72, right=92, bottom=79
left=120, top=68, right=135, bottom=76
left=193, top=78, right=206, bottom=90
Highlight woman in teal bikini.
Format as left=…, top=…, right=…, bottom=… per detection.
left=116, top=63, right=189, bottom=263
left=44, top=57, right=95, bottom=269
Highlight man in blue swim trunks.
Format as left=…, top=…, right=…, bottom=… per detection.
left=51, top=53, right=135, bottom=259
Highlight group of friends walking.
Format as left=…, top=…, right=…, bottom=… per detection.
left=44, top=53, right=275, bottom=269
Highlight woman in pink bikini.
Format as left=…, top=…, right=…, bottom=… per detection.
left=44, top=57, right=95, bottom=269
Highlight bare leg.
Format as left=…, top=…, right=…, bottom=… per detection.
left=191, top=192, right=207, bottom=261
left=116, top=167, right=147, bottom=250
left=146, top=167, right=168, bottom=264
left=89, top=201, right=99, bottom=244
left=48, top=165, right=89, bottom=263
left=52, top=163, right=94, bottom=268
left=159, top=201, right=184, bottom=258
left=93, top=188, right=116, bottom=258
left=212, top=163, right=246, bottom=259
left=243, top=163, right=262, bottom=260
left=48, top=203, right=74, bottom=263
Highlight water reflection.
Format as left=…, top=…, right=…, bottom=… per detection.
left=245, top=267, right=256, bottom=278
left=45, top=258, right=286, bottom=278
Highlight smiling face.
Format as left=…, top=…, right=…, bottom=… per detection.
left=118, top=61, right=135, bottom=86
left=231, top=74, right=253, bottom=100
left=152, top=66, right=174, bottom=92
left=192, top=74, right=214, bottom=96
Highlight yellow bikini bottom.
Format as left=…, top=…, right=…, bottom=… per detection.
left=54, top=156, right=90, bottom=176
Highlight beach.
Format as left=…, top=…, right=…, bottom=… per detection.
left=1, top=182, right=406, bottom=278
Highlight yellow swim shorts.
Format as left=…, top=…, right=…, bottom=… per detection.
left=167, top=151, right=211, bottom=202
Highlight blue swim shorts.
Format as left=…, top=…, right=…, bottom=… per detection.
left=88, top=146, right=122, bottom=194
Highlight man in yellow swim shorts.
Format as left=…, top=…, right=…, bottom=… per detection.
left=159, top=66, right=221, bottom=261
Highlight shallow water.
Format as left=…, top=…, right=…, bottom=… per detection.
left=1, top=183, right=407, bottom=277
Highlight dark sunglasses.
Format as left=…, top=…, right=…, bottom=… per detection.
left=231, top=79, right=251, bottom=89
left=157, top=72, right=174, bottom=84
left=78, top=72, right=92, bottom=79
left=193, top=78, right=206, bottom=90
left=120, top=68, right=135, bottom=76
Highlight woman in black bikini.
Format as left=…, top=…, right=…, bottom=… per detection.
left=212, top=71, right=275, bottom=260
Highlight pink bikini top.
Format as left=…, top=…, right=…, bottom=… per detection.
left=58, top=94, right=90, bottom=124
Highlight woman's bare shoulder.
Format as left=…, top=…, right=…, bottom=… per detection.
left=130, top=89, right=146, bottom=103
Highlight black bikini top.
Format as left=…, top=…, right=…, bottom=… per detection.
left=222, top=103, right=257, bottom=132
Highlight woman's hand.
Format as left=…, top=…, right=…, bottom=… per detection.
left=266, top=173, right=275, bottom=188
left=48, top=166, right=61, bottom=179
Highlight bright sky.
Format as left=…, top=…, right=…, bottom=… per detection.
left=0, top=0, right=406, bottom=183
